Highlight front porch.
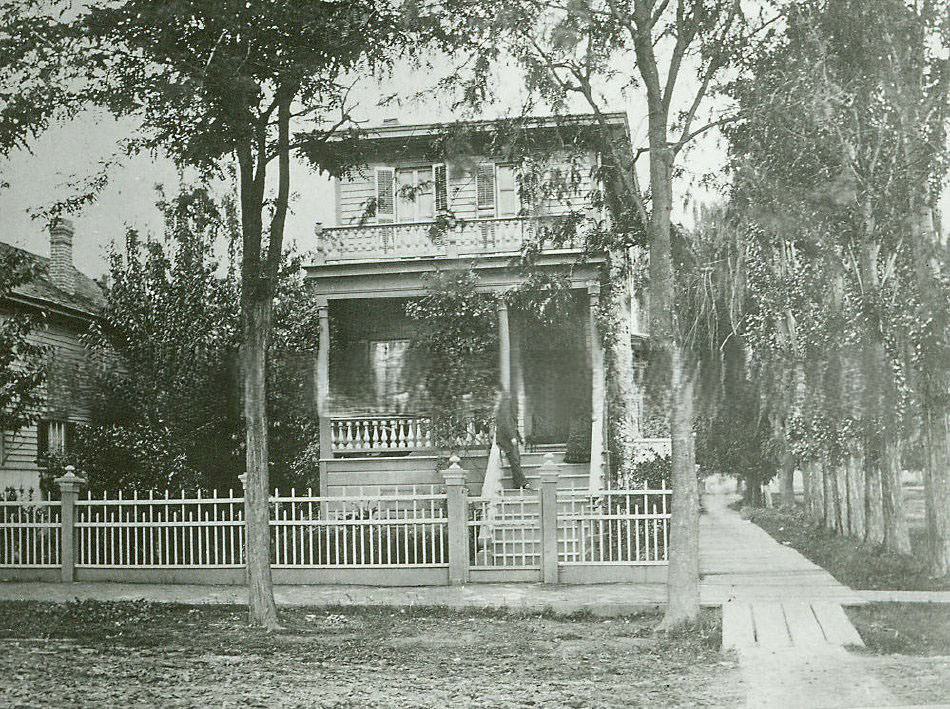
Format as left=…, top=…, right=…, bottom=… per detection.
left=307, top=251, right=609, bottom=497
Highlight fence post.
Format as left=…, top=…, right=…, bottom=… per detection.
left=55, top=466, right=85, bottom=583
left=539, top=453, right=560, bottom=584
left=442, top=455, right=469, bottom=585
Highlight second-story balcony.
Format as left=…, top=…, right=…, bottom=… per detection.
left=316, top=215, right=581, bottom=263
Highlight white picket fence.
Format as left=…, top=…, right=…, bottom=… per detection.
left=67, top=486, right=448, bottom=569
left=557, top=488, right=670, bottom=564
left=468, top=491, right=541, bottom=568
left=0, top=498, right=61, bottom=568
left=75, top=491, right=245, bottom=568
left=2, top=480, right=671, bottom=582
left=271, top=488, right=448, bottom=567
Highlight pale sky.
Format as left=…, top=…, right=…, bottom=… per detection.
left=0, top=52, right=757, bottom=279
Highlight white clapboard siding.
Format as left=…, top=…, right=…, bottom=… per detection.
left=334, top=151, right=598, bottom=227
left=0, top=310, right=99, bottom=493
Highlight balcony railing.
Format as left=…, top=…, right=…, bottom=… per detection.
left=318, top=216, right=578, bottom=262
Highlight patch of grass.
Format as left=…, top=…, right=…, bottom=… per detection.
left=0, top=600, right=740, bottom=707
left=847, top=603, right=950, bottom=655
left=744, top=505, right=950, bottom=592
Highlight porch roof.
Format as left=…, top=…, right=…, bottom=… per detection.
left=303, top=249, right=604, bottom=300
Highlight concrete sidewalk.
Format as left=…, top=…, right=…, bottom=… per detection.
left=0, top=580, right=674, bottom=616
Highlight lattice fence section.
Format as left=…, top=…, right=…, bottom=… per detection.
left=271, top=486, right=448, bottom=567
left=75, top=491, right=245, bottom=568
left=558, top=487, right=671, bottom=564
left=468, top=491, right=541, bottom=568
left=0, top=498, right=61, bottom=567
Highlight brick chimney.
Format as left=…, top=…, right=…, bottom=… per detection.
left=49, top=218, right=75, bottom=295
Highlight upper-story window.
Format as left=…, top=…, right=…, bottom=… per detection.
left=375, top=165, right=448, bottom=223
left=476, top=163, right=521, bottom=218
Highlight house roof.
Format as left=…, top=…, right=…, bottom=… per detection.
left=0, top=241, right=105, bottom=320
left=358, top=112, right=631, bottom=142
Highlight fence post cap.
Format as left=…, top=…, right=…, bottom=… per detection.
left=540, top=452, right=559, bottom=485
left=238, top=473, right=248, bottom=487
left=443, top=455, right=467, bottom=485
left=54, top=467, right=86, bottom=488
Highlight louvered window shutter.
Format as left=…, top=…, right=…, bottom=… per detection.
left=434, top=164, right=448, bottom=213
left=36, top=421, right=49, bottom=463
left=64, top=422, right=77, bottom=454
left=375, top=167, right=395, bottom=222
left=476, top=163, right=496, bottom=211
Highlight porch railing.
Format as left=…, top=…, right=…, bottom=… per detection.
left=329, top=414, right=490, bottom=453
left=331, top=415, right=433, bottom=452
left=319, top=215, right=578, bottom=262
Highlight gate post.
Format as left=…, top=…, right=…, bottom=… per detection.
left=55, top=466, right=85, bottom=583
left=539, top=453, right=560, bottom=584
left=443, top=456, right=470, bottom=585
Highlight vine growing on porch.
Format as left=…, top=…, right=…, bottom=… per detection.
left=405, top=269, right=498, bottom=454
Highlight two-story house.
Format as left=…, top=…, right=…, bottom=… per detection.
left=0, top=221, right=104, bottom=493
left=305, top=113, right=657, bottom=497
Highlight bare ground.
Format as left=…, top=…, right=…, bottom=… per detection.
left=0, top=601, right=742, bottom=708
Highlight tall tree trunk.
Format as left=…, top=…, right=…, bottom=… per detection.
left=780, top=451, right=795, bottom=507
left=834, top=462, right=849, bottom=535
left=864, top=444, right=885, bottom=545
left=236, top=94, right=290, bottom=630
left=909, top=205, right=950, bottom=575
left=646, top=139, right=699, bottom=627
left=806, top=460, right=823, bottom=523
left=663, top=346, right=700, bottom=626
left=629, top=0, right=701, bottom=627
left=241, top=294, right=279, bottom=629
left=881, top=435, right=911, bottom=555
left=923, top=407, right=950, bottom=575
left=822, top=457, right=836, bottom=531
left=846, top=451, right=866, bottom=538
left=605, top=247, right=641, bottom=482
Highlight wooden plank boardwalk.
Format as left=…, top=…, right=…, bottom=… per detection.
left=701, top=494, right=898, bottom=707
left=701, top=493, right=865, bottom=651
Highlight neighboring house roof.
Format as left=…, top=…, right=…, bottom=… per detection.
left=0, top=241, right=105, bottom=320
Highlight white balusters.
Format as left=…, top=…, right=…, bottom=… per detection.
left=329, top=415, right=436, bottom=452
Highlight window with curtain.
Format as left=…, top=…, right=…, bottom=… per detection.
left=496, top=164, right=520, bottom=217
left=370, top=339, right=410, bottom=408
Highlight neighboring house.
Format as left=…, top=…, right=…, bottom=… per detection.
left=306, top=113, right=658, bottom=497
left=0, top=221, right=104, bottom=493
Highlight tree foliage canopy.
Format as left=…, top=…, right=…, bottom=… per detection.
left=0, top=246, right=47, bottom=434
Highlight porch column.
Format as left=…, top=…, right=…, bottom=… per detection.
left=588, top=284, right=605, bottom=490
left=316, top=299, right=332, bottom=484
left=509, top=315, right=527, bottom=440
left=496, top=300, right=511, bottom=393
